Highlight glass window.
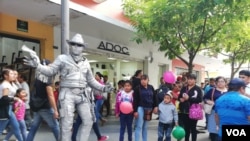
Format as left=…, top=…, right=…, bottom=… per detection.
left=0, top=34, right=40, bottom=85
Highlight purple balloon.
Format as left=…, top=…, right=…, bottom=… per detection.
left=163, top=71, right=176, bottom=84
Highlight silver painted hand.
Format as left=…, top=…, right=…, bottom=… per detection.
left=22, top=45, right=40, bottom=68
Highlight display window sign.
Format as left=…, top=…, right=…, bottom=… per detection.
left=97, top=41, right=130, bottom=55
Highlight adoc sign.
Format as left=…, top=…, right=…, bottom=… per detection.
left=97, top=41, right=130, bottom=55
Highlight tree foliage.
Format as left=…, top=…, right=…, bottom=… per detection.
left=214, top=21, right=250, bottom=79
left=123, top=0, right=250, bottom=74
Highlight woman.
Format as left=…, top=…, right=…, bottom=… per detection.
left=131, top=70, right=143, bottom=91
left=93, top=72, right=107, bottom=125
left=133, top=74, right=158, bottom=141
left=204, top=76, right=227, bottom=141
left=0, top=69, right=23, bottom=141
left=178, top=74, right=203, bottom=141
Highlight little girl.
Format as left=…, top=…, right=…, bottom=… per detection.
left=4, top=88, right=27, bottom=141
left=115, top=80, right=134, bottom=141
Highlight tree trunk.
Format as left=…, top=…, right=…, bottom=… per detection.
left=187, top=62, right=193, bottom=75
left=230, top=62, right=235, bottom=80
left=230, top=56, right=235, bottom=80
left=230, top=59, right=244, bottom=80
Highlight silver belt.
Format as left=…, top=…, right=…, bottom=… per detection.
left=68, top=88, right=85, bottom=94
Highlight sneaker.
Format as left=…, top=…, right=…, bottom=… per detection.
left=98, top=135, right=109, bottom=141
left=2, top=129, right=7, bottom=134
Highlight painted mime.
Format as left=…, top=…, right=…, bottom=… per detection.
left=22, top=34, right=113, bottom=141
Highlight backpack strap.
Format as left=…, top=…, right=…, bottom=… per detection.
left=211, top=88, right=215, bottom=101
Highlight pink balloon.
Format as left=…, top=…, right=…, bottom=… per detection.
left=120, top=102, right=133, bottom=114
left=163, top=71, right=176, bottom=84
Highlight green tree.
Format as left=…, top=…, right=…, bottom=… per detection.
left=123, top=0, right=250, bottom=74
left=215, top=21, right=250, bottom=79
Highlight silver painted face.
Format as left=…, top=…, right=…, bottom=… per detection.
left=70, top=43, right=84, bottom=55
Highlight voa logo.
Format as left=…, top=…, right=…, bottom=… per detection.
left=226, top=129, right=246, bottom=136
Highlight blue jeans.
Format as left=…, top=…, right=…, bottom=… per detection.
left=0, top=105, right=23, bottom=141
left=95, top=99, right=104, bottom=121
left=134, top=106, right=149, bottom=141
left=0, top=119, right=9, bottom=135
left=72, top=115, right=81, bottom=141
left=25, top=109, right=33, bottom=130
left=26, top=108, right=59, bottom=141
left=157, top=122, right=173, bottom=141
left=92, top=121, right=102, bottom=139
left=119, top=113, right=134, bottom=141
left=72, top=107, right=102, bottom=141
left=5, top=119, right=27, bottom=141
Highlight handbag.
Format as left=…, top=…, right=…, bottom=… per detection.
left=189, top=103, right=203, bottom=120
left=203, top=88, right=215, bottom=114
left=143, top=109, right=153, bottom=121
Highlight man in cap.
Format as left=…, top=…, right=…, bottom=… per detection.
left=215, top=78, right=250, bottom=141
left=238, top=70, right=250, bottom=97
left=22, top=33, right=113, bottom=141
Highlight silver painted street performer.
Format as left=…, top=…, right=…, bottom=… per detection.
left=22, top=33, right=113, bottom=141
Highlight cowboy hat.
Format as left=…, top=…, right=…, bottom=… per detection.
left=66, top=33, right=88, bottom=47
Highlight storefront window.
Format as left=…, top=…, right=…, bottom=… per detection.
left=0, top=34, right=40, bottom=85
left=87, top=53, right=143, bottom=88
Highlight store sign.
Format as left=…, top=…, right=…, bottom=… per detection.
left=17, top=19, right=28, bottom=32
left=97, top=41, right=130, bottom=55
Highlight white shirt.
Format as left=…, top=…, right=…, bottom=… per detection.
left=0, top=81, right=17, bottom=98
left=245, top=83, right=250, bottom=96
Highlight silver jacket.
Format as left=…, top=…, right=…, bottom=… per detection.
left=36, top=54, right=104, bottom=91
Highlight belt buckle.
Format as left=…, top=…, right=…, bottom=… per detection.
left=72, top=88, right=85, bottom=94
left=72, top=88, right=81, bottom=94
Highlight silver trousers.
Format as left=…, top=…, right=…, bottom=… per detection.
left=59, top=88, right=93, bottom=141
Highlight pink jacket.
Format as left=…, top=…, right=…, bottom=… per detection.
left=13, top=100, right=26, bottom=121
left=115, top=90, right=133, bottom=115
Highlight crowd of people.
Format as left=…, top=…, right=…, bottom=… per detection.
left=1, top=33, right=250, bottom=141
left=114, top=69, right=250, bottom=141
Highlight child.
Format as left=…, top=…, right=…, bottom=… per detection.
left=116, top=80, right=125, bottom=93
left=115, top=80, right=134, bottom=141
left=4, top=88, right=27, bottom=141
left=171, top=82, right=182, bottom=106
left=157, top=92, right=178, bottom=141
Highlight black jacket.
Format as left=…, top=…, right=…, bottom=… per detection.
left=178, top=85, right=202, bottom=114
left=0, top=96, right=14, bottom=119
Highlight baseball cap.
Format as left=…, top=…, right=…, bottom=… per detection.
left=228, top=78, right=246, bottom=87
left=239, top=70, right=250, bottom=77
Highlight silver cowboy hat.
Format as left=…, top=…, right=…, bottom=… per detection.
left=66, top=33, right=88, bottom=48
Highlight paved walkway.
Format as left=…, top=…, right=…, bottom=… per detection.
left=0, top=114, right=210, bottom=141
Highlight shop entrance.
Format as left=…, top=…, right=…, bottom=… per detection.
left=0, top=33, right=40, bottom=86
left=86, top=52, right=143, bottom=115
